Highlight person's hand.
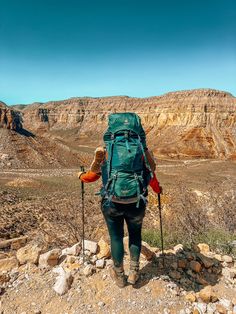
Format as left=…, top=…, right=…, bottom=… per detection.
left=159, top=186, right=163, bottom=194
left=77, top=171, right=84, bottom=178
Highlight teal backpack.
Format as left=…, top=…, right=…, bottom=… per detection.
left=101, top=112, right=153, bottom=207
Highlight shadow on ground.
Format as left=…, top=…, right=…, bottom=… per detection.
left=133, top=249, right=222, bottom=292
left=17, top=128, right=35, bottom=137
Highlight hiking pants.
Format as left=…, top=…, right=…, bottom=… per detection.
left=101, top=199, right=146, bottom=267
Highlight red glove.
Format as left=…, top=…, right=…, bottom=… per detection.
left=149, top=173, right=162, bottom=194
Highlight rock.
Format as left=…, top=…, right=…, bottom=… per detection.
left=219, top=298, right=233, bottom=310
left=222, top=255, right=233, bottom=263
left=0, top=253, right=9, bottom=260
left=196, top=274, right=209, bottom=286
left=207, top=303, right=217, bottom=314
left=169, top=270, right=181, bottom=280
left=215, top=254, right=223, bottom=262
left=0, top=273, right=10, bottom=284
left=97, top=239, right=111, bottom=259
left=38, top=249, right=61, bottom=268
left=61, top=242, right=81, bottom=256
left=98, top=301, right=105, bottom=307
left=197, top=253, right=215, bottom=268
left=95, top=259, right=105, bottom=269
left=83, top=264, right=94, bottom=277
left=16, top=244, right=41, bottom=265
left=190, top=261, right=202, bottom=273
left=82, top=240, right=98, bottom=254
left=198, top=286, right=218, bottom=303
left=193, top=303, right=207, bottom=313
left=194, top=243, right=210, bottom=254
left=0, top=236, right=28, bottom=250
left=90, top=255, right=98, bottom=264
left=173, top=244, right=184, bottom=253
left=185, top=292, right=196, bottom=302
left=185, top=252, right=195, bottom=261
left=178, top=259, right=188, bottom=269
left=53, top=267, right=73, bottom=296
left=0, top=257, right=19, bottom=272
left=216, top=304, right=227, bottom=314
left=233, top=305, right=236, bottom=314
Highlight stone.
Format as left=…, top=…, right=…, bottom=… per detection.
left=214, top=254, right=223, bottom=262
left=0, top=236, right=28, bottom=250
left=178, top=259, right=188, bottom=269
left=38, top=249, right=61, bottom=268
left=173, top=244, right=184, bottom=253
left=98, top=301, right=105, bottom=307
left=219, top=298, right=233, bottom=310
left=222, top=255, right=233, bottom=263
left=194, top=243, right=210, bottom=254
left=0, top=257, right=19, bottom=272
left=95, top=259, right=105, bottom=269
left=0, top=273, right=10, bottom=284
left=207, top=303, right=217, bottom=314
left=83, top=264, right=94, bottom=277
left=198, top=286, right=218, bottom=303
left=90, top=255, right=98, bottom=264
left=185, top=292, right=196, bottom=302
left=16, top=244, right=41, bottom=265
left=53, top=267, right=73, bottom=296
left=97, top=239, right=111, bottom=259
left=190, top=260, right=202, bottom=273
left=185, top=252, right=195, bottom=261
left=216, top=304, right=227, bottom=314
left=61, top=242, right=81, bottom=256
left=0, top=253, right=8, bottom=260
left=197, top=253, right=215, bottom=268
left=196, top=303, right=207, bottom=313
left=169, top=270, right=181, bottom=280
left=83, top=240, right=98, bottom=254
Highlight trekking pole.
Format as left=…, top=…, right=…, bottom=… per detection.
left=80, top=165, right=85, bottom=263
left=158, top=193, right=165, bottom=269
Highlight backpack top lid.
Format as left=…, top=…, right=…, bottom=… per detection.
left=106, top=112, right=143, bottom=135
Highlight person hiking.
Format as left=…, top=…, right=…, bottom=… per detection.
left=77, top=113, right=161, bottom=288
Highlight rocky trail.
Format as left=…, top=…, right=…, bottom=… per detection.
left=0, top=236, right=236, bottom=314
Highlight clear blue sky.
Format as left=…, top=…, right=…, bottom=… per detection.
left=0, top=0, right=235, bottom=105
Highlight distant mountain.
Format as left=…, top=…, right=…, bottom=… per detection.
left=16, top=89, right=236, bottom=160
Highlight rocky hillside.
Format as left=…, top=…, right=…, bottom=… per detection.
left=0, top=101, right=22, bottom=131
left=17, top=89, right=236, bottom=160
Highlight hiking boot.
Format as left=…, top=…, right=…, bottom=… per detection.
left=110, top=265, right=126, bottom=288
left=127, top=261, right=140, bottom=285
left=90, top=147, right=105, bottom=173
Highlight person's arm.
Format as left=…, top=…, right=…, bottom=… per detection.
left=77, top=170, right=101, bottom=183
left=145, top=149, right=156, bottom=173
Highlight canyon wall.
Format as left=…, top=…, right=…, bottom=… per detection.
left=18, top=89, right=236, bottom=159
left=0, top=102, right=22, bottom=131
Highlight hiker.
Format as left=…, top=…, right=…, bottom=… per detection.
left=77, top=113, right=161, bottom=287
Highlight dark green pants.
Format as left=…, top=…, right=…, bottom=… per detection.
left=101, top=199, right=146, bottom=267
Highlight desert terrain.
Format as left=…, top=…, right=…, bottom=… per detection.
left=0, top=89, right=236, bottom=313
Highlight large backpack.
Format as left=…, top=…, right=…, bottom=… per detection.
left=101, top=112, right=153, bottom=207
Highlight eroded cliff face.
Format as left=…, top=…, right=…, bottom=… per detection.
left=20, top=89, right=236, bottom=159
left=0, top=102, right=22, bottom=131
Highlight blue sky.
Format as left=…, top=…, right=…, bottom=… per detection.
left=0, top=0, right=235, bottom=105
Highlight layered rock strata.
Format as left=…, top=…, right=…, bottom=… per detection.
left=15, top=89, right=236, bottom=159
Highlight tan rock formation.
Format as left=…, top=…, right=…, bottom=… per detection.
left=19, top=89, right=236, bottom=159
left=0, top=102, right=22, bottom=131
